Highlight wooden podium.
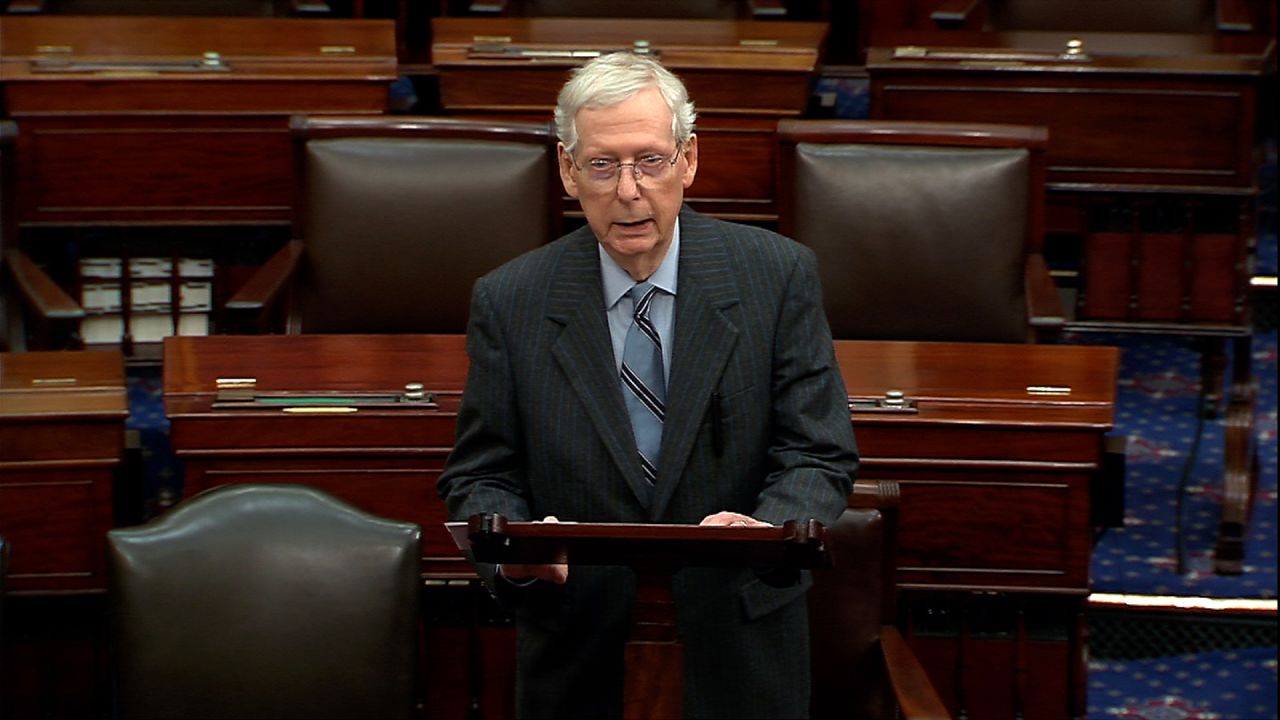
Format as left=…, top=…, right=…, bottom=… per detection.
left=454, top=513, right=828, bottom=720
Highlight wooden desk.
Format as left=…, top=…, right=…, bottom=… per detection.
left=164, top=333, right=1117, bottom=719
left=0, top=16, right=397, bottom=226
left=865, top=30, right=1265, bottom=577
left=836, top=339, right=1118, bottom=720
left=837, top=340, right=1118, bottom=593
left=164, top=334, right=1119, bottom=587
left=163, top=334, right=469, bottom=577
left=0, top=350, right=126, bottom=594
left=428, top=17, right=828, bottom=222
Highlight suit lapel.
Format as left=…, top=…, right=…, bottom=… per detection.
left=547, top=229, right=656, bottom=508
left=651, top=208, right=741, bottom=519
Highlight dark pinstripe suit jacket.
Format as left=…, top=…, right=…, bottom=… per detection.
left=439, top=206, right=859, bottom=719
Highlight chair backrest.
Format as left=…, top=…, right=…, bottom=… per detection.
left=107, top=484, right=422, bottom=720
left=777, top=119, right=1048, bottom=343
left=287, top=116, right=561, bottom=334
left=808, top=481, right=901, bottom=720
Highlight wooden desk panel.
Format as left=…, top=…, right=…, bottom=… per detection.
left=0, top=350, right=126, bottom=594
left=0, top=16, right=397, bottom=226
left=428, top=17, right=828, bottom=222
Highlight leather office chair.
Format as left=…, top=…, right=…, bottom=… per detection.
left=107, top=484, right=422, bottom=720
left=226, top=116, right=561, bottom=334
left=776, top=119, right=1063, bottom=343
left=809, top=480, right=951, bottom=720
left=0, top=120, right=84, bottom=351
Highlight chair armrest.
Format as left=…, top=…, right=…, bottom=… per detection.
left=881, top=625, right=952, bottom=720
left=225, top=239, right=304, bottom=328
left=930, top=0, right=982, bottom=25
left=4, top=248, right=83, bottom=321
left=1024, top=253, right=1065, bottom=336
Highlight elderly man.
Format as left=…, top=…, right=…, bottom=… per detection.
left=438, top=51, right=858, bottom=719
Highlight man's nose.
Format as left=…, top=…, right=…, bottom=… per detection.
left=615, top=167, right=643, bottom=199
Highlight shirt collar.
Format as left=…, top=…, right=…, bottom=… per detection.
left=600, top=219, right=680, bottom=309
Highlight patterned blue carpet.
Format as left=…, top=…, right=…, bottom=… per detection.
left=1078, top=330, right=1278, bottom=720
left=1084, top=331, right=1277, bottom=600
left=1090, top=646, right=1277, bottom=720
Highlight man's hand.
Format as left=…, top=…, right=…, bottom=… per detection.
left=699, top=511, right=771, bottom=527
left=497, top=515, right=569, bottom=585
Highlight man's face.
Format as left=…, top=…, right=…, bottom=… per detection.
left=559, top=86, right=698, bottom=279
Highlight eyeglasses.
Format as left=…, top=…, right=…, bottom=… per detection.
left=569, top=145, right=683, bottom=190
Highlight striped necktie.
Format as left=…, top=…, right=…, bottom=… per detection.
left=621, top=282, right=665, bottom=484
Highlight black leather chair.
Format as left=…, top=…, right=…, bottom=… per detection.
left=226, top=116, right=561, bottom=334
left=776, top=119, right=1063, bottom=343
left=809, top=480, right=951, bottom=720
left=0, top=120, right=84, bottom=351
left=107, top=484, right=422, bottom=720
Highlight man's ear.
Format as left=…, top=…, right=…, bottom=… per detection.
left=681, top=134, right=698, bottom=189
left=558, top=143, right=581, bottom=199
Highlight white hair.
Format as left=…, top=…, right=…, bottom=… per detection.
left=554, top=51, right=697, bottom=155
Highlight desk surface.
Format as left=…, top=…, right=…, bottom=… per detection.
left=0, top=350, right=127, bottom=418
left=866, top=29, right=1274, bottom=74
left=837, top=339, right=1118, bottom=427
left=164, top=334, right=469, bottom=399
left=0, top=16, right=398, bottom=82
left=164, top=334, right=1117, bottom=422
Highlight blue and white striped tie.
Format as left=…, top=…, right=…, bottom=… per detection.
left=621, top=282, right=665, bottom=484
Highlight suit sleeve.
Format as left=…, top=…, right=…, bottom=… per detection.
left=753, top=244, right=859, bottom=527
left=437, top=278, right=534, bottom=592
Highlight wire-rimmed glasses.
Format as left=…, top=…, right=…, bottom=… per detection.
left=569, top=144, right=683, bottom=190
